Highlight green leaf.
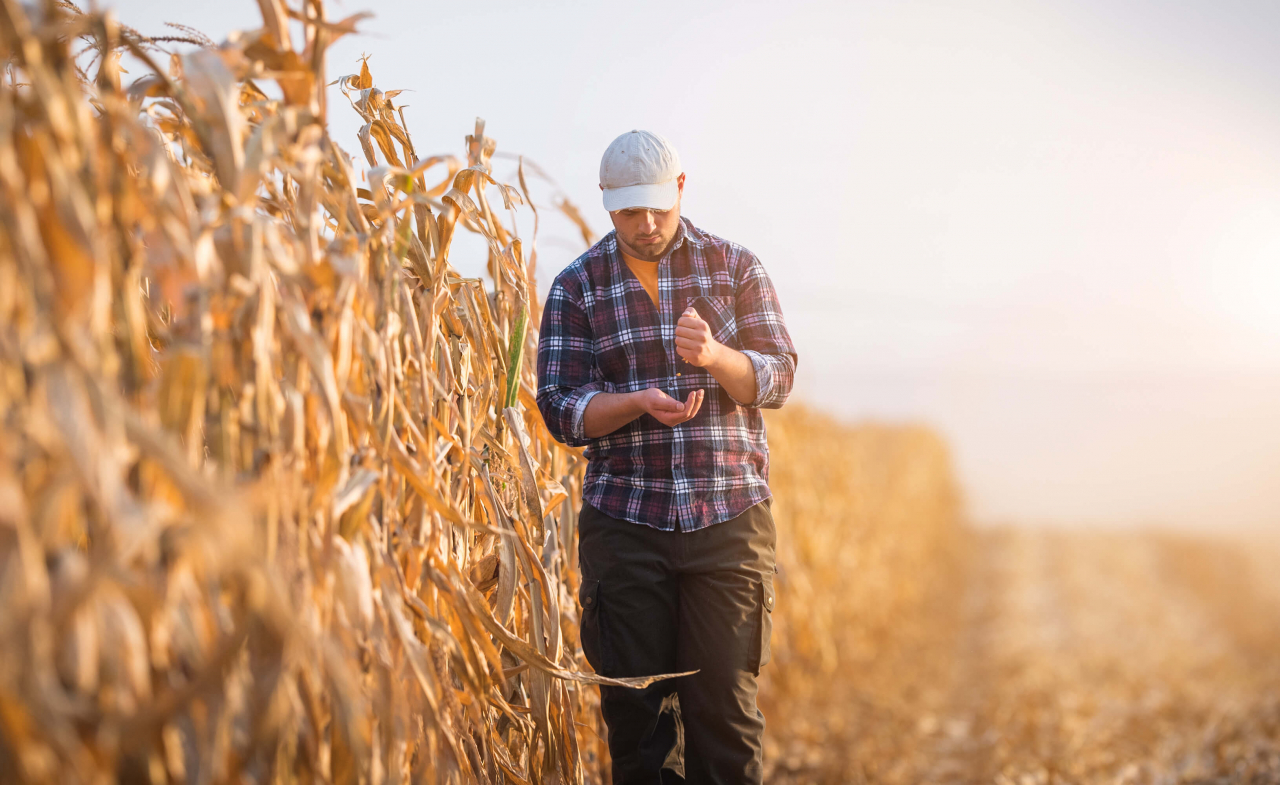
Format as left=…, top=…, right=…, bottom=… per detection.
left=504, top=303, right=527, bottom=410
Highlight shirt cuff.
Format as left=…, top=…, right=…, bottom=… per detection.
left=738, top=350, right=775, bottom=408
left=570, top=389, right=604, bottom=441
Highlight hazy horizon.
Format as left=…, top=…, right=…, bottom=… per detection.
left=108, top=0, right=1280, bottom=529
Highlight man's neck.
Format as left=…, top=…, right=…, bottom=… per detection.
left=619, top=247, right=657, bottom=264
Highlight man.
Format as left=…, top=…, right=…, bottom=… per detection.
left=536, top=130, right=797, bottom=784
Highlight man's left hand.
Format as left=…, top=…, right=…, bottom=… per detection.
left=675, top=307, right=721, bottom=368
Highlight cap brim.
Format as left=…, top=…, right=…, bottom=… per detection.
left=602, top=179, right=679, bottom=212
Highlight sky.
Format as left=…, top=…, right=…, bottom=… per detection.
left=109, top=0, right=1280, bottom=529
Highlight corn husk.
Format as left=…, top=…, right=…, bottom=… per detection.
left=0, top=2, right=639, bottom=781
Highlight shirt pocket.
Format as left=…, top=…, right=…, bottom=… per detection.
left=686, top=295, right=738, bottom=349
left=593, top=328, right=636, bottom=386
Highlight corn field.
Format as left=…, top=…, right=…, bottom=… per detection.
left=0, top=0, right=650, bottom=781
left=760, top=407, right=1280, bottom=784
left=6, top=2, right=1280, bottom=784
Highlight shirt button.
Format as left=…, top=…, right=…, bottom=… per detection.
left=583, top=596, right=594, bottom=606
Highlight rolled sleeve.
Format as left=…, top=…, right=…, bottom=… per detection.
left=737, top=350, right=773, bottom=407
left=732, top=252, right=798, bottom=409
left=537, top=277, right=609, bottom=447
left=571, top=388, right=604, bottom=442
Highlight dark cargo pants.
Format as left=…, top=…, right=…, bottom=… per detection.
left=577, top=499, right=777, bottom=785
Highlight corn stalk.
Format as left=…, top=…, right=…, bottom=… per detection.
left=0, top=1, right=652, bottom=782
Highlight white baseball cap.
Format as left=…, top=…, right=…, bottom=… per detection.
left=599, top=130, right=682, bottom=212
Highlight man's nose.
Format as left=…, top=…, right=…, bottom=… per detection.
left=641, top=211, right=657, bottom=232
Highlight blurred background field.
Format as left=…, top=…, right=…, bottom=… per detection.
left=760, top=406, right=1280, bottom=783
left=3, top=1, right=1280, bottom=784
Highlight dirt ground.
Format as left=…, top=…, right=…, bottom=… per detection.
left=763, top=527, right=1280, bottom=784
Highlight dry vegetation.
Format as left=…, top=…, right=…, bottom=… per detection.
left=760, top=405, right=971, bottom=782
left=0, top=1, right=625, bottom=781
left=759, top=405, right=1280, bottom=784
left=4, top=2, right=1280, bottom=784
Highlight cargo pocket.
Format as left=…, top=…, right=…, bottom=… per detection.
left=750, top=573, right=775, bottom=675
left=578, top=578, right=605, bottom=674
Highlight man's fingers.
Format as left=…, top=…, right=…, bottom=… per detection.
left=647, top=388, right=683, bottom=412
left=684, top=390, right=703, bottom=420
left=676, top=317, right=706, bottom=331
left=659, top=410, right=690, bottom=426
left=654, top=389, right=705, bottom=426
left=690, top=391, right=705, bottom=420
left=682, top=306, right=700, bottom=320
left=681, top=389, right=705, bottom=421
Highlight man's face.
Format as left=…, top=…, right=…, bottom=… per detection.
left=605, top=173, right=686, bottom=261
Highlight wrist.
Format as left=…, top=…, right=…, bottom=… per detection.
left=625, top=389, right=649, bottom=417
left=704, top=341, right=730, bottom=374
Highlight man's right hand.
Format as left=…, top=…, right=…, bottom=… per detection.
left=581, top=387, right=706, bottom=438
left=636, top=387, right=705, bottom=427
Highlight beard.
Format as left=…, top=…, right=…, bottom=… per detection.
left=618, top=223, right=679, bottom=262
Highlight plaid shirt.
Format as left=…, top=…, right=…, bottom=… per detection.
left=536, top=217, right=797, bottom=532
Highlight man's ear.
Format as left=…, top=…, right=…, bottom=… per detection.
left=677, top=173, right=686, bottom=194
